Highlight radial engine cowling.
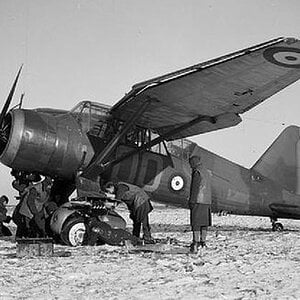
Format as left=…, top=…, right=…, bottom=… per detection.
left=0, top=109, right=94, bottom=179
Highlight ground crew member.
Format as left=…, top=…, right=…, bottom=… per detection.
left=19, top=177, right=53, bottom=238
left=86, top=217, right=141, bottom=246
left=14, top=183, right=35, bottom=238
left=11, top=172, right=41, bottom=238
left=188, top=155, right=212, bottom=253
left=11, top=171, right=41, bottom=196
left=0, top=195, right=12, bottom=236
left=105, top=182, right=154, bottom=244
left=27, top=177, right=53, bottom=237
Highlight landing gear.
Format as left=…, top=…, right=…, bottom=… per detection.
left=61, top=216, right=86, bottom=246
left=270, top=217, right=284, bottom=231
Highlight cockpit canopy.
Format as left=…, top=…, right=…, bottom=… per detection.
left=70, top=101, right=111, bottom=133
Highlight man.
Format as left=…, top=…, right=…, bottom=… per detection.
left=28, top=176, right=53, bottom=238
left=0, top=195, right=12, bottom=236
left=82, top=182, right=141, bottom=246
left=19, top=176, right=53, bottom=238
left=12, top=172, right=41, bottom=196
left=105, top=182, right=154, bottom=244
left=85, top=217, right=141, bottom=246
left=188, top=155, right=212, bottom=253
left=12, top=172, right=41, bottom=237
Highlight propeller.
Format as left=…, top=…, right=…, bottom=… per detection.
left=0, top=65, right=23, bottom=147
left=0, top=65, right=23, bottom=127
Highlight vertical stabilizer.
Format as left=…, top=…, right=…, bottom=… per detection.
left=252, top=126, right=300, bottom=194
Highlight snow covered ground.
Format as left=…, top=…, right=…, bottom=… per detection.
left=0, top=204, right=299, bottom=299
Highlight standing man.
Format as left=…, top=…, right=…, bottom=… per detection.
left=27, top=177, right=53, bottom=237
left=188, top=155, right=212, bottom=253
left=18, top=176, right=53, bottom=238
left=105, top=182, right=154, bottom=244
left=12, top=171, right=41, bottom=196
left=11, top=172, right=41, bottom=237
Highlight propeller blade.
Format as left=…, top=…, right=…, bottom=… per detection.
left=0, top=65, right=23, bottom=126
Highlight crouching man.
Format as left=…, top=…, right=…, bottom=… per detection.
left=105, top=182, right=154, bottom=244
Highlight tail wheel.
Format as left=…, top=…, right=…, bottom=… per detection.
left=61, top=217, right=86, bottom=246
left=272, top=222, right=284, bottom=232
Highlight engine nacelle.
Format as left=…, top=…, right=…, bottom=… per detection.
left=0, top=109, right=94, bottom=179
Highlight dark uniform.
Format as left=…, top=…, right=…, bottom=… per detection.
left=116, top=182, right=153, bottom=242
left=0, top=195, right=11, bottom=236
left=19, top=178, right=53, bottom=238
left=11, top=172, right=41, bottom=238
left=189, top=156, right=212, bottom=252
left=86, top=217, right=141, bottom=246
left=83, top=181, right=142, bottom=246
left=14, top=182, right=34, bottom=238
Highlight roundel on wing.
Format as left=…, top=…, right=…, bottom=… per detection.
left=168, top=173, right=186, bottom=193
left=263, top=47, right=300, bottom=68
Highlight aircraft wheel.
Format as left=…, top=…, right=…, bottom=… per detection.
left=61, top=216, right=86, bottom=246
left=272, top=222, right=284, bottom=232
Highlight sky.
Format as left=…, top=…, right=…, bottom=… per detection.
left=0, top=0, right=300, bottom=200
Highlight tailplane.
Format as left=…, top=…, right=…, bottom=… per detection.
left=252, top=126, right=300, bottom=194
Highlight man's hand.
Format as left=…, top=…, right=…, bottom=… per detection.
left=105, top=192, right=116, bottom=200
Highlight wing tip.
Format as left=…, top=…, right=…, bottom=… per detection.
left=283, top=37, right=299, bottom=44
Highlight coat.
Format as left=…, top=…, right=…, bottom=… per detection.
left=0, top=197, right=7, bottom=222
left=19, top=182, right=50, bottom=219
left=189, top=165, right=212, bottom=205
left=117, top=182, right=153, bottom=222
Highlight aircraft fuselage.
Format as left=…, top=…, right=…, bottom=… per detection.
left=108, top=144, right=300, bottom=220
left=1, top=102, right=300, bottom=221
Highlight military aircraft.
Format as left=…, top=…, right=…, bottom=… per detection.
left=0, top=37, right=300, bottom=246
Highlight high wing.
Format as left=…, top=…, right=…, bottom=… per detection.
left=111, top=37, right=300, bottom=141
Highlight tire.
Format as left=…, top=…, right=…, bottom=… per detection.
left=272, top=222, right=284, bottom=232
left=61, top=216, right=86, bottom=246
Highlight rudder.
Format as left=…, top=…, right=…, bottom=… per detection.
left=252, top=126, right=300, bottom=194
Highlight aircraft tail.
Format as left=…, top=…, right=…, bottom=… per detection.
left=252, top=125, right=300, bottom=194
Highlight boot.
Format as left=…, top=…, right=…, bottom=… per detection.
left=143, top=235, right=155, bottom=244
left=190, top=241, right=201, bottom=254
left=199, top=240, right=207, bottom=248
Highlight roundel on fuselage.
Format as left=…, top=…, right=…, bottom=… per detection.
left=168, top=173, right=186, bottom=193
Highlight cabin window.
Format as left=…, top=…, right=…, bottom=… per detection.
left=166, top=139, right=195, bottom=161
left=150, top=141, right=168, bottom=156
left=70, top=101, right=111, bottom=134
left=124, top=127, right=150, bottom=147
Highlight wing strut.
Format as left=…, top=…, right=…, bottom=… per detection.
left=83, top=100, right=151, bottom=179
left=102, top=114, right=217, bottom=171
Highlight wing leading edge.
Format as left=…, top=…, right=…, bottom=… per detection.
left=111, top=37, right=300, bottom=140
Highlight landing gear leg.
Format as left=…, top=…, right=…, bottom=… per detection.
left=270, top=217, right=284, bottom=231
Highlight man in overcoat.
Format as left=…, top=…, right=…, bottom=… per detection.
left=188, top=155, right=212, bottom=253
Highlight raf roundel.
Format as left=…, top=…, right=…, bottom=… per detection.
left=263, top=47, right=300, bottom=68
left=169, top=175, right=185, bottom=192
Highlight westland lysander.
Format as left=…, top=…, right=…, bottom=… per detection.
left=1, top=37, right=300, bottom=245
